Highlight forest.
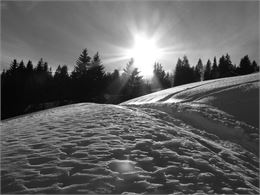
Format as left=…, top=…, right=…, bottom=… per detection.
left=1, top=48, right=259, bottom=119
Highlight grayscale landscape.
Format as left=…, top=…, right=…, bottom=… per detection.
left=2, top=73, right=259, bottom=194
left=1, top=1, right=259, bottom=194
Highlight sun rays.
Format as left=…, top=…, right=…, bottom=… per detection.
left=124, top=33, right=163, bottom=77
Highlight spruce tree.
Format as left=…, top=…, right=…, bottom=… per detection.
left=71, top=49, right=92, bottom=101
left=239, top=55, right=252, bottom=75
left=89, top=52, right=106, bottom=101
left=194, top=58, right=204, bottom=81
left=182, top=56, right=194, bottom=84
left=211, top=57, right=219, bottom=79
left=72, top=48, right=91, bottom=79
left=204, top=59, right=212, bottom=80
left=251, top=60, right=259, bottom=72
left=121, top=58, right=143, bottom=100
left=26, top=60, right=33, bottom=73
left=9, top=59, right=18, bottom=75
left=152, top=62, right=166, bottom=89
left=90, top=52, right=105, bottom=82
left=36, top=58, right=44, bottom=72
left=218, top=54, right=234, bottom=78
left=173, top=58, right=183, bottom=86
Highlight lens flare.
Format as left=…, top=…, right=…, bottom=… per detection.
left=125, top=33, right=163, bottom=77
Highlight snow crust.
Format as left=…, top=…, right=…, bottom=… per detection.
left=1, top=102, right=259, bottom=194
left=122, top=73, right=260, bottom=155
left=1, top=73, right=259, bottom=194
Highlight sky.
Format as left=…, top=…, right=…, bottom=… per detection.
left=1, top=0, right=259, bottom=75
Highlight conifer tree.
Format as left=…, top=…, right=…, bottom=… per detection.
left=204, top=59, right=212, bottom=80
left=211, top=57, right=219, bottom=79
left=218, top=54, right=234, bottom=78
left=238, top=55, right=252, bottom=75
left=8, top=59, right=18, bottom=75
left=89, top=52, right=106, bottom=101
left=152, top=63, right=171, bottom=89
left=72, top=48, right=91, bottom=79
left=251, top=60, right=259, bottom=72
left=194, top=58, right=204, bottom=81
left=71, top=49, right=92, bottom=101
left=173, top=58, right=183, bottom=86
left=18, top=60, right=25, bottom=72
left=152, top=63, right=165, bottom=89
left=26, top=60, right=33, bottom=73
left=121, top=58, right=143, bottom=100
left=36, top=58, right=44, bottom=72
left=90, top=52, right=105, bottom=82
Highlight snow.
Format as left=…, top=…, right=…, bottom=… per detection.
left=122, top=73, right=259, bottom=155
left=1, top=73, right=259, bottom=194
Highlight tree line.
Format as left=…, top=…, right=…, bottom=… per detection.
left=1, top=49, right=259, bottom=119
left=173, top=54, right=259, bottom=86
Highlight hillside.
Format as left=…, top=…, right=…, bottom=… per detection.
left=122, top=73, right=259, bottom=155
left=1, top=73, right=259, bottom=194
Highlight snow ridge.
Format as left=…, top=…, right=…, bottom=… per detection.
left=121, top=73, right=259, bottom=154
left=1, top=103, right=259, bottom=194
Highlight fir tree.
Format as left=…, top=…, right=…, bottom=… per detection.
left=8, top=59, right=18, bottom=76
left=173, top=58, right=183, bottom=86
left=90, top=52, right=105, bottom=82
left=251, top=60, right=259, bottom=72
left=218, top=54, right=234, bottom=78
left=36, top=58, right=44, bottom=72
left=72, top=48, right=91, bottom=79
left=89, top=52, right=106, bottom=101
left=211, top=57, right=219, bottom=79
left=194, top=58, right=204, bottom=81
left=152, top=63, right=171, bottom=89
left=121, top=58, right=143, bottom=100
left=238, top=55, right=252, bottom=75
left=26, top=60, right=33, bottom=73
left=204, top=59, right=212, bottom=80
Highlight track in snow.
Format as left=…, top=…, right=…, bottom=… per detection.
left=1, top=103, right=259, bottom=194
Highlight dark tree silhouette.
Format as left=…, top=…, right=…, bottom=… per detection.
left=164, top=72, right=172, bottom=88
left=54, top=65, right=70, bottom=100
left=194, top=58, right=204, bottom=81
left=173, top=56, right=194, bottom=86
left=104, top=69, right=124, bottom=103
left=238, top=55, right=253, bottom=75
left=121, top=58, right=144, bottom=101
left=106, top=69, right=120, bottom=94
left=73, top=48, right=91, bottom=78
left=152, top=62, right=171, bottom=90
left=26, top=60, right=33, bottom=72
left=88, top=52, right=106, bottom=102
left=173, top=58, right=183, bottom=86
left=71, top=49, right=92, bottom=101
left=251, top=60, right=259, bottom=72
left=204, top=59, right=212, bottom=80
left=1, top=50, right=259, bottom=120
left=210, top=57, right=219, bottom=79
left=9, top=59, right=18, bottom=72
left=218, top=54, right=235, bottom=78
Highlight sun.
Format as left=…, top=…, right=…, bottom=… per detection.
left=126, top=33, right=163, bottom=77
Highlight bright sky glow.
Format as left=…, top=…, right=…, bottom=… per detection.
left=125, top=33, right=163, bottom=77
left=1, top=1, right=259, bottom=76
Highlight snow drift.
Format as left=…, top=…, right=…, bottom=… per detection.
left=1, top=73, right=259, bottom=194
left=122, top=73, right=260, bottom=155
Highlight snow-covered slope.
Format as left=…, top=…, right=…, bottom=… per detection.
left=122, top=73, right=260, bottom=155
left=1, top=74, right=259, bottom=194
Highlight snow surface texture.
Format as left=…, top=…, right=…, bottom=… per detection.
left=1, top=73, right=259, bottom=194
left=122, top=73, right=260, bottom=155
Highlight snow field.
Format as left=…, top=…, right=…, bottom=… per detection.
left=122, top=73, right=260, bottom=155
left=1, top=103, right=259, bottom=194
